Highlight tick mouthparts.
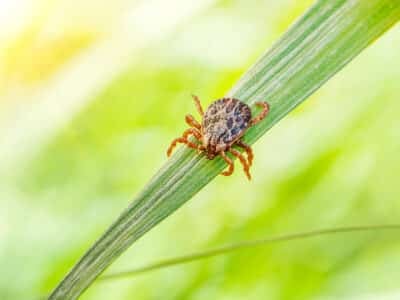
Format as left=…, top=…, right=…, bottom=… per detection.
left=206, top=152, right=215, bottom=159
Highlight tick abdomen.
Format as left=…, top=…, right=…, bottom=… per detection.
left=202, top=98, right=252, bottom=147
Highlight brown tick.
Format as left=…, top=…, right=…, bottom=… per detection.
left=167, top=95, right=270, bottom=180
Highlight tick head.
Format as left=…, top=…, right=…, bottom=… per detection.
left=205, top=141, right=227, bottom=160
left=204, top=141, right=217, bottom=159
left=202, top=131, right=229, bottom=160
left=205, top=150, right=216, bottom=160
left=202, top=135, right=216, bottom=159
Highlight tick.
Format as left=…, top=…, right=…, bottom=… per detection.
left=167, top=95, right=270, bottom=180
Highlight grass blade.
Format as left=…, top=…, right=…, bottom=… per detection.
left=99, top=224, right=400, bottom=280
left=49, top=1, right=400, bottom=299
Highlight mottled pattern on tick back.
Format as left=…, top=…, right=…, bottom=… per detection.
left=202, top=98, right=251, bottom=150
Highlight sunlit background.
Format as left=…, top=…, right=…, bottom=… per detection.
left=1, top=0, right=400, bottom=299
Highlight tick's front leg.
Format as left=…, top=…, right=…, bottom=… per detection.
left=167, top=128, right=202, bottom=157
left=220, top=151, right=234, bottom=176
left=236, top=140, right=253, bottom=166
left=230, top=148, right=251, bottom=180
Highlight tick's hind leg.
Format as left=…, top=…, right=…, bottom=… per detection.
left=251, top=102, right=270, bottom=126
left=167, top=128, right=203, bottom=157
left=185, top=114, right=201, bottom=130
left=236, top=140, right=253, bottom=166
left=230, top=148, right=251, bottom=180
left=192, top=94, right=204, bottom=116
left=220, top=151, right=234, bottom=177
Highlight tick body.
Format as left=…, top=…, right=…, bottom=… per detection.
left=167, top=95, right=270, bottom=180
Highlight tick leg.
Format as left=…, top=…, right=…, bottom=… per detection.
left=167, top=128, right=203, bottom=157
left=167, top=137, right=198, bottom=157
left=251, top=102, right=270, bottom=126
left=182, top=127, right=202, bottom=140
left=185, top=114, right=201, bottom=130
left=236, top=140, right=253, bottom=167
left=192, top=94, right=204, bottom=116
left=220, top=151, right=234, bottom=177
left=182, top=128, right=205, bottom=154
left=230, top=148, right=251, bottom=180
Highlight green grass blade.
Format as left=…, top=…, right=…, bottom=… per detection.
left=99, top=224, right=400, bottom=280
left=49, top=1, right=400, bottom=299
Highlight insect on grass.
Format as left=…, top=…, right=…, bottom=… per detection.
left=167, top=95, right=269, bottom=180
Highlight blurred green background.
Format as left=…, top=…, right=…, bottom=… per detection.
left=1, top=0, right=400, bottom=299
